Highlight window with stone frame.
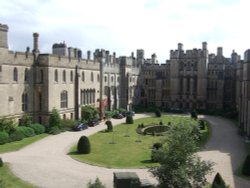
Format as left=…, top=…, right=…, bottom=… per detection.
left=82, top=71, right=85, bottom=82
left=54, top=69, right=58, bottom=82
left=63, top=70, right=66, bottom=82
left=91, top=72, right=94, bottom=82
left=60, top=91, right=68, bottom=108
left=22, top=93, right=28, bottom=111
left=24, top=68, right=29, bottom=82
left=70, top=70, right=73, bottom=82
left=13, top=67, right=18, bottom=81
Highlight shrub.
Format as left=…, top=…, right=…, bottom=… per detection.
left=77, top=136, right=91, bottom=154
left=105, top=120, right=113, bottom=132
left=61, top=119, right=76, bottom=131
left=9, top=129, right=24, bottom=142
left=16, top=126, right=35, bottom=137
left=20, top=114, right=32, bottom=126
left=49, top=108, right=61, bottom=130
left=29, top=123, right=45, bottom=135
left=242, top=154, right=250, bottom=176
left=0, top=157, right=3, bottom=167
left=211, top=173, right=227, bottom=188
left=153, top=142, right=162, bottom=150
left=126, top=115, right=134, bottom=124
left=48, top=126, right=61, bottom=135
left=0, top=131, right=9, bottom=145
left=87, top=177, right=106, bottom=188
left=0, top=117, right=16, bottom=134
left=155, top=109, right=161, bottom=117
left=199, top=120, right=205, bottom=130
left=191, top=110, right=198, bottom=120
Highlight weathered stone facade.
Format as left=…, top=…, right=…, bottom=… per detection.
left=1, top=23, right=250, bottom=136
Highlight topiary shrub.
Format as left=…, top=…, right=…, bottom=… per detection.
left=87, top=177, right=106, bottom=188
left=126, top=115, right=133, bottom=124
left=0, top=157, right=3, bottom=167
left=9, top=129, right=24, bottom=142
left=191, top=110, right=198, bottom=120
left=242, top=154, right=250, bottom=176
left=155, top=109, right=161, bottom=117
left=16, top=126, right=35, bottom=137
left=77, top=136, right=91, bottom=154
left=211, top=172, right=227, bottom=188
left=29, top=123, right=45, bottom=135
left=105, top=120, right=113, bottom=132
left=0, top=131, right=9, bottom=145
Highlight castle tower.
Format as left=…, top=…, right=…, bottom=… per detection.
left=0, top=24, right=8, bottom=49
left=32, top=32, right=39, bottom=53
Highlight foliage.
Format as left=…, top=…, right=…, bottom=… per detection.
left=191, top=110, right=198, bottom=120
left=15, top=126, right=35, bottom=137
left=81, top=105, right=99, bottom=122
left=0, top=117, right=16, bottom=134
left=104, top=111, right=115, bottom=119
left=19, top=114, right=32, bottom=126
left=48, top=108, right=61, bottom=132
left=77, top=136, right=91, bottom=154
left=29, top=123, right=45, bottom=135
left=150, top=123, right=214, bottom=188
left=9, top=129, right=24, bottom=142
left=0, top=131, right=9, bottom=145
left=155, top=109, right=162, bottom=117
left=242, top=154, right=250, bottom=176
left=48, top=126, right=61, bottom=135
left=105, top=120, right=113, bottom=132
left=0, top=157, right=3, bottom=167
left=211, top=173, right=228, bottom=188
left=126, top=115, right=134, bottom=124
left=87, top=177, right=106, bottom=188
left=60, top=119, right=76, bottom=131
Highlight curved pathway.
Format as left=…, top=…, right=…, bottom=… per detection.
left=1, top=114, right=250, bottom=188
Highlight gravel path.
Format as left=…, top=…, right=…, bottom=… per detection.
left=1, top=114, right=250, bottom=188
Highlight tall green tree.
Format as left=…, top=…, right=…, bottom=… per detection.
left=49, top=108, right=61, bottom=128
left=150, top=123, right=214, bottom=188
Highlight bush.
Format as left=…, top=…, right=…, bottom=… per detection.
left=242, top=154, right=250, bottom=176
left=153, top=142, right=162, bottom=150
left=29, top=123, right=45, bottom=135
left=126, top=115, right=134, bottom=124
left=155, top=109, right=161, bottom=117
left=48, top=126, right=61, bottom=135
left=191, top=110, right=198, bottom=120
left=61, top=119, right=76, bottom=131
left=87, top=177, right=106, bottom=188
left=211, top=172, right=228, bottom=188
left=0, top=157, right=3, bottom=167
left=16, top=126, right=35, bottom=137
left=49, top=108, right=61, bottom=130
left=9, top=129, right=24, bottom=142
left=0, top=117, right=16, bottom=134
left=0, top=131, right=9, bottom=145
left=77, top=136, right=91, bottom=154
left=20, top=114, right=32, bottom=126
left=105, top=120, right=113, bottom=132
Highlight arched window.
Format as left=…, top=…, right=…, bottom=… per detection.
left=70, top=70, right=73, bottom=82
left=91, top=72, right=94, bottom=82
left=13, top=67, right=18, bottom=81
left=82, top=71, right=85, bottom=82
left=63, top=70, right=66, bottom=82
left=54, top=69, right=58, bottom=82
left=60, top=91, right=68, bottom=108
left=24, top=68, right=28, bottom=82
left=22, top=93, right=28, bottom=111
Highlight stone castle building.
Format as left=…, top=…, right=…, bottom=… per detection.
left=0, top=23, right=250, bottom=136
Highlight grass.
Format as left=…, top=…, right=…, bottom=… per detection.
left=0, top=163, right=37, bottom=188
left=69, top=115, right=209, bottom=168
left=0, top=133, right=48, bottom=154
left=198, top=120, right=211, bottom=148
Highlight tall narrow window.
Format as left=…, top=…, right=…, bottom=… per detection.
left=24, top=68, right=28, bottom=82
left=54, top=69, right=58, bottom=82
left=60, top=91, right=68, bottom=108
left=70, top=70, right=73, bottom=82
left=13, top=67, right=18, bottom=81
left=39, top=92, right=42, bottom=111
left=63, top=70, right=66, bottom=82
left=97, top=74, right=100, bottom=82
left=91, top=72, right=94, bottom=82
left=82, top=71, right=85, bottom=82
left=22, top=93, right=28, bottom=111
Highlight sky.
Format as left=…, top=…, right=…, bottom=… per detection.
left=0, top=0, right=250, bottom=63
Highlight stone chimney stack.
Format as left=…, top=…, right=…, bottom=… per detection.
left=87, top=50, right=91, bottom=60
left=32, top=32, right=39, bottom=53
left=0, top=23, right=9, bottom=49
left=217, top=47, right=223, bottom=57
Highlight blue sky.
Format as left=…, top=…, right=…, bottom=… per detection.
left=0, top=0, right=249, bottom=62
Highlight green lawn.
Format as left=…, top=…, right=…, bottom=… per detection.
left=0, top=133, right=48, bottom=154
left=0, top=163, right=37, bottom=188
left=70, top=115, right=208, bottom=168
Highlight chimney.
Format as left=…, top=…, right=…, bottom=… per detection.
left=32, top=33, right=39, bottom=53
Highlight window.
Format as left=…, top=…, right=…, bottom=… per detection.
left=111, top=76, right=113, bottom=82
left=97, top=74, right=100, bottom=82
left=70, top=71, right=73, bottom=82
left=60, top=91, right=68, bottom=108
left=24, top=68, right=28, bottom=82
left=39, top=92, right=42, bottom=111
left=82, top=71, right=85, bottom=82
left=22, top=93, right=28, bottom=111
left=54, top=69, right=58, bottom=82
left=117, top=77, right=119, bottom=82
left=104, top=76, right=107, bottom=82
left=91, top=72, right=94, bottom=82
left=13, top=67, right=18, bottom=81
left=63, top=70, right=66, bottom=82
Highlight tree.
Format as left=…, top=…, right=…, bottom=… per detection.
left=211, top=173, right=228, bottom=188
left=48, top=108, right=61, bottom=133
left=81, top=105, right=99, bottom=122
left=150, top=123, right=214, bottom=188
left=0, top=117, right=16, bottom=134
left=87, top=177, right=106, bottom=188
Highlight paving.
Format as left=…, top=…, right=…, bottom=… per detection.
left=1, top=114, right=250, bottom=188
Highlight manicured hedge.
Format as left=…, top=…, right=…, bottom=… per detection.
left=29, top=123, right=45, bottom=135
left=16, top=127, right=35, bottom=137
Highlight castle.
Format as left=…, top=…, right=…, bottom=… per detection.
left=0, top=23, right=250, bottom=137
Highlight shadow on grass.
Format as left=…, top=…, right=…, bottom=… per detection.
left=141, top=159, right=154, bottom=164
left=68, top=151, right=79, bottom=155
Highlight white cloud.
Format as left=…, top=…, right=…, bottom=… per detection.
left=0, top=0, right=250, bottom=62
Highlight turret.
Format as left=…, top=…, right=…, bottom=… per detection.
left=32, top=32, right=39, bottom=53
left=0, top=23, right=8, bottom=49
